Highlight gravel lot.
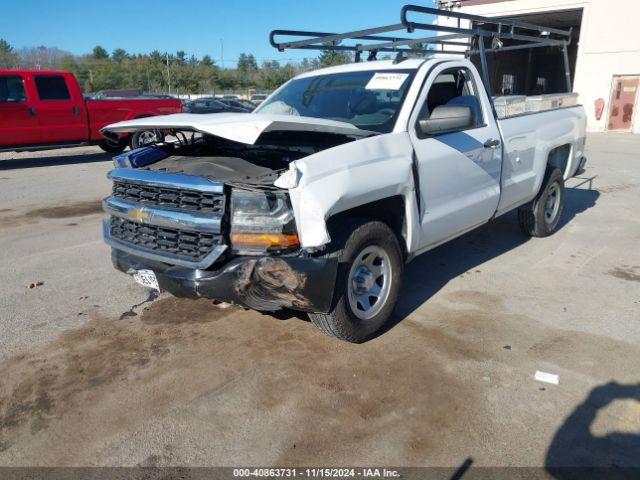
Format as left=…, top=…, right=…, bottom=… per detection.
left=0, top=135, right=639, bottom=470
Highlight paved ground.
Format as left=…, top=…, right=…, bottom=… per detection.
left=0, top=135, right=639, bottom=470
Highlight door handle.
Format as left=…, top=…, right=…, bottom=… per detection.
left=484, top=138, right=500, bottom=148
left=72, top=106, right=80, bottom=116
left=28, top=107, right=37, bottom=117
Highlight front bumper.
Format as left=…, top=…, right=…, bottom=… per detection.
left=111, top=249, right=338, bottom=313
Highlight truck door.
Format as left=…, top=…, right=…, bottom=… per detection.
left=32, top=74, right=87, bottom=143
left=408, top=64, right=502, bottom=249
left=0, top=74, right=41, bottom=146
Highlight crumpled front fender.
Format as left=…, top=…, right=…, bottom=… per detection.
left=287, top=132, right=418, bottom=250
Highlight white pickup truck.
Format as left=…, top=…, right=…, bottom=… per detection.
left=101, top=9, right=587, bottom=342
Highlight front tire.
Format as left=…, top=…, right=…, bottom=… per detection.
left=518, top=167, right=565, bottom=237
left=308, top=220, right=403, bottom=343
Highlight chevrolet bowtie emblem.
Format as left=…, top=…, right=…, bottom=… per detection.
left=130, top=207, right=151, bottom=223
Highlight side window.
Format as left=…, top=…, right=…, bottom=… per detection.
left=416, top=67, right=484, bottom=137
left=0, top=76, right=27, bottom=103
left=34, top=76, right=71, bottom=101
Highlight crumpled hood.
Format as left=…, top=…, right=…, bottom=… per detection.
left=101, top=113, right=377, bottom=145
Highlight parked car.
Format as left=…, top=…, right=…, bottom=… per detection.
left=236, top=99, right=258, bottom=110
left=250, top=93, right=268, bottom=106
left=217, top=98, right=254, bottom=112
left=100, top=8, right=587, bottom=343
left=0, top=70, right=183, bottom=153
left=183, top=98, right=247, bottom=114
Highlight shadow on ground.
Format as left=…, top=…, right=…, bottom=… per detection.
left=271, top=186, right=600, bottom=333
left=546, top=382, right=640, bottom=479
left=0, top=151, right=112, bottom=170
left=383, top=186, right=600, bottom=334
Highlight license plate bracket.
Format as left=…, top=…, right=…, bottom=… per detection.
left=132, top=269, right=160, bottom=291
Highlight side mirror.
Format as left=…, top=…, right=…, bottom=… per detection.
left=418, top=105, right=474, bottom=136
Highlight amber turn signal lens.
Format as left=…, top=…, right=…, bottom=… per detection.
left=230, top=232, right=300, bottom=249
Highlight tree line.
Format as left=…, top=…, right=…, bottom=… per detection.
left=0, top=39, right=352, bottom=95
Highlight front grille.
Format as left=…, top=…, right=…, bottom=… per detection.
left=112, top=180, right=224, bottom=214
left=109, top=216, right=223, bottom=262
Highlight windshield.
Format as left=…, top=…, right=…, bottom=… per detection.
left=256, top=70, right=416, bottom=133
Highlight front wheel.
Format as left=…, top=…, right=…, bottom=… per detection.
left=130, top=129, right=165, bottom=150
left=308, top=220, right=403, bottom=343
left=518, top=167, right=565, bottom=237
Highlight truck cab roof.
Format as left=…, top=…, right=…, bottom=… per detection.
left=0, top=69, right=74, bottom=76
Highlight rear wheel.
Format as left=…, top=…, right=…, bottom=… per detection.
left=130, top=129, right=164, bottom=150
left=308, top=219, right=403, bottom=343
left=99, top=138, right=128, bottom=154
left=518, top=167, right=565, bottom=237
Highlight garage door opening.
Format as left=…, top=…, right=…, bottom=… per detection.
left=471, top=9, right=583, bottom=95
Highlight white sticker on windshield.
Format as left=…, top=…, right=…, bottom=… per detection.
left=365, top=72, right=409, bottom=90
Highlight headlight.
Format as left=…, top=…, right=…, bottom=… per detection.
left=230, top=189, right=299, bottom=254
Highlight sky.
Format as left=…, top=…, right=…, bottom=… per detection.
left=0, top=0, right=436, bottom=67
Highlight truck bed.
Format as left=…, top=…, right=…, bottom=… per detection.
left=85, top=98, right=183, bottom=142
left=496, top=105, right=587, bottom=216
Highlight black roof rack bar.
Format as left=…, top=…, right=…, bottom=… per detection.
left=468, top=41, right=564, bottom=56
left=497, top=32, right=569, bottom=45
left=270, top=25, right=407, bottom=52
left=269, top=4, right=571, bottom=68
left=273, top=43, right=454, bottom=55
left=401, top=5, right=572, bottom=39
left=362, top=32, right=472, bottom=51
left=271, top=26, right=566, bottom=56
left=268, top=4, right=575, bottom=96
left=269, top=5, right=571, bottom=52
left=270, top=29, right=470, bottom=55
left=407, top=22, right=478, bottom=37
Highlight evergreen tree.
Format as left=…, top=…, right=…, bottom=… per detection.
left=112, top=48, right=129, bottom=62
left=317, top=42, right=351, bottom=68
left=0, top=39, right=19, bottom=68
left=92, top=45, right=109, bottom=60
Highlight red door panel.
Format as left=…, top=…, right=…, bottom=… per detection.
left=33, top=74, right=87, bottom=143
left=608, top=76, right=639, bottom=131
left=0, top=75, right=41, bottom=146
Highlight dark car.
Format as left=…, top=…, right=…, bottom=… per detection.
left=218, top=98, right=255, bottom=112
left=183, top=98, right=246, bottom=114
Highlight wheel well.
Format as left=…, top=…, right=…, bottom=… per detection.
left=326, top=196, right=407, bottom=255
left=547, top=144, right=572, bottom=176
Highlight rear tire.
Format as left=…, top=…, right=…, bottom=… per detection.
left=308, top=219, right=403, bottom=343
left=130, top=129, right=164, bottom=150
left=518, top=167, right=565, bottom=237
left=99, top=139, right=128, bottom=154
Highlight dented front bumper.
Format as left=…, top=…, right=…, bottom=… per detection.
left=111, top=249, right=338, bottom=313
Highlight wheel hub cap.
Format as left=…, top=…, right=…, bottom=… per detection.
left=544, top=183, right=560, bottom=224
left=347, top=245, right=392, bottom=321
left=352, top=266, right=375, bottom=294
left=140, top=131, right=158, bottom=146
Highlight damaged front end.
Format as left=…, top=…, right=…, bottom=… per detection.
left=101, top=116, right=359, bottom=312
left=112, top=250, right=338, bottom=313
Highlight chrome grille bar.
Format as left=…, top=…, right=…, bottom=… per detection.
left=103, top=197, right=221, bottom=234
left=108, top=168, right=224, bottom=193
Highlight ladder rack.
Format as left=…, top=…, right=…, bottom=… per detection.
left=269, top=4, right=574, bottom=94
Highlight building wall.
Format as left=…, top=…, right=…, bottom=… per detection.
left=444, top=0, right=640, bottom=133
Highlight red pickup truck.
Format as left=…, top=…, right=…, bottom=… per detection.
left=0, top=70, right=183, bottom=153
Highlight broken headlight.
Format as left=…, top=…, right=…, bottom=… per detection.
left=230, top=189, right=299, bottom=255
